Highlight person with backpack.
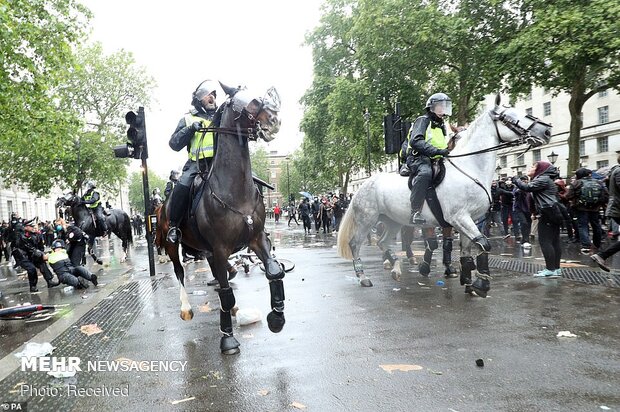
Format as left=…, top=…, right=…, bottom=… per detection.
left=566, top=167, right=609, bottom=254
left=591, top=153, right=620, bottom=271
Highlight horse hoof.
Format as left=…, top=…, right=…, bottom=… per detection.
left=360, top=278, right=373, bottom=287
left=180, top=309, right=194, bottom=321
left=228, top=269, right=238, bottom=281
left=418, top=261, right=430, bottom=277
left=391, top=270, right=401, bottom=282
left=383, top=260, right=392, bottom=270
left=220, top=335, right=240, bottom=354
left=267, top=311, right=285, bottom=333
left=460, top=274, right=472, bottom=286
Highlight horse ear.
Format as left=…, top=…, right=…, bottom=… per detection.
left=494, top=93, right=501, bottom=108
left=219, top=81, right=237, bottom=97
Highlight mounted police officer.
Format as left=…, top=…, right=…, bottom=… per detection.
left=164, top=169, right=180, bottom=200
left=405, top=93, right=452, bottom=224
left=150, top=187, right=163, bottom=214
left=81, top=181, right=109, bottom=236
left=167, top=80, right=219, bottom=243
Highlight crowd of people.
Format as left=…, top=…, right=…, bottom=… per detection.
left=270, top=193, right=352, bottom=235
left=0, top=212, right=96, bottom=293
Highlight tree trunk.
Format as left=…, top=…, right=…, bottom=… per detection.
left=567, top=78, right=586, bottom=177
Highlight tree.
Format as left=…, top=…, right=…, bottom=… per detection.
left=502, top=0, right=620, bottom=173
left=0, top=0, right=91, bottom=195
left=58, top=43, right=157, bottom=193
left=250, top=146, right=270, bottom=182
left=127, top=171, right=167, bottom=214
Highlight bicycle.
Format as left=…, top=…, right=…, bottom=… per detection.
left=229, top=248, right=295, bottom=274
left=0, top=304, right=69, bottom=323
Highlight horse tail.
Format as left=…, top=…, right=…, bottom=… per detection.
left=337, top=206, right=356, bottom=259
left=121, top=212, right=133, bottom=245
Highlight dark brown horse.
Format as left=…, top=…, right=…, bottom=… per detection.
left=156, top=83, right=283, bottom=355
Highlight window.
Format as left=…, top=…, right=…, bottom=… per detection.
left=532, top=149, right=541, bottom=162
left=22, top=201, right=27, bottom=217
left=270, top=160, right=275, bottom=165
left=597, top=136, right=608, bottom=153
left=579, top=140, right=585, bottom=156
left=597, top=160, right=609, bottom=169
left=598, top=89, right=608, bottom=98
left=7, top=200, right=13, bottom=216
left=500, top=156, right=507, bottom=168
left=543, top=102, right=551, bottom=116
left=525, top=107, right=533, bottom=116
left=598, top=106, right=609, bottom=124
left=515, top=153, right=524, bottom=165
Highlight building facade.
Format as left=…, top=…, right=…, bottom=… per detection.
left=494, top=87, right=620, bottom=179
left=0, top=180, right=130, bottom=223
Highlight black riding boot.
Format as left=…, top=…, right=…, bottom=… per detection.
left=167, top=184, right=190, bottom=243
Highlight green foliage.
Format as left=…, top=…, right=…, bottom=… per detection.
left=127, top=171, right=167, bottom=214
left=250, top=146, right=270, bottom=182
left=501, top=0, right=620, bottom=173
left=0, top=0, right=91, bottom=195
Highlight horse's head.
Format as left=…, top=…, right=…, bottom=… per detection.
left=56, top=191, right=78, bottom=209
left=219, top=82, right=281, bottom=142
left=490, top=94, right=552, bottom=147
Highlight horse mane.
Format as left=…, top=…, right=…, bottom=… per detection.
left=448, top=107, right=492, bottom=156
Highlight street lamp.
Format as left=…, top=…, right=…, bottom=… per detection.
left=364, top=109, right=371, bottom=176
left=286, top=158, right=291, bottom=203
left=495, top=165, right=502, bottom=179
left=547, top=151, right=558, bottom=164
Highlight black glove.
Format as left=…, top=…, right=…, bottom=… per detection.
left=437, top=149, right=450, bottom=157
left=511, top=176, right=518, bottom=184
left=192, top=121, right=202, bottom=131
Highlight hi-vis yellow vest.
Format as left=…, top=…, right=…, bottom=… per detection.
left=83, top=191, right=99, bottom=208
left=48, top=249, right=69, bottom=264
left=425, top=123, right=447, bottom=159
left=185, top=114, right=214, bottom=161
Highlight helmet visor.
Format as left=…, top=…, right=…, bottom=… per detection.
left=431, top=100, right=452, bottom=117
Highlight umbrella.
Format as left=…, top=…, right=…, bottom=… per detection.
left=299, top=191, right=313, bottom=199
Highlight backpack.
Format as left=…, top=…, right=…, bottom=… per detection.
left=578, top=178, right=602, bottom=207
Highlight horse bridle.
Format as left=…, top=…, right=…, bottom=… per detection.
left=490, top=108, right=551, bottom=147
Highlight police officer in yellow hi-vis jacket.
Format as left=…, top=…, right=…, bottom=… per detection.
left=405, top=92, right=452, bottom=224
left=166, top=80, right=219, bottom=243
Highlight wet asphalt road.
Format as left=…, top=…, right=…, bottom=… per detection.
left=1, top=223, right=620, bottom=411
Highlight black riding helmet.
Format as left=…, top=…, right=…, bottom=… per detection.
left=52, top=239, right=66, bottom=250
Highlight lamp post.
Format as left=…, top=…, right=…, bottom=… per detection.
left=364, top=109, right=371, bottom=176
left=548, top=151, right=559, bottom=176
left=286, top=158, right=290, bottom=204
left=495, top=165, right=502, bottom=179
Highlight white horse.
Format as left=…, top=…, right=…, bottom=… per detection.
left=337, top=95, right=552, bottom=297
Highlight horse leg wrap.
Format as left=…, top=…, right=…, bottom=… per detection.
left=269, top=280, right=285, bottom=312
left=423, top=237, right=437, bottom=264
left=473, top=235, right=491, bottom=252
left=442, top=237, right=455, bottom=273
left=265, top=258, right=285, bottom=280
left=382, top=249, right=396, bottom=266
left=353, top=258, right=364, bottom=277
left=476, top=252, right=490, bottom=275
left=460, top=256, right=476, bottom=285
left=218, top=287, right=236, bottom=312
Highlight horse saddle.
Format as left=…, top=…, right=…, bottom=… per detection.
left=407, top=160, right=446, bottom=189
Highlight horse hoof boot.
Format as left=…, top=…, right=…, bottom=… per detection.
left=418, top=261, right=431, bottom=277
left=383, top=260, right=392, bottom=270
left=228, top=268, right=238, bottom=281
left=460, top=273, right=472, bottom=286
left=471, top=277, right=490, bottom=298
left=267, top=311, right=286, bottom=333
left=180, top=309, right=194, bottom=321
left=220, top=335, right=240, bottom=355
left=360, top=278, right=373, bottom=287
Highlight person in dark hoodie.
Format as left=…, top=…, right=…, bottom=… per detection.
left=512, top=161, right=563, bottom=278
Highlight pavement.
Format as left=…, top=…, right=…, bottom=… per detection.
left=0, top=223, right=619, bottom=411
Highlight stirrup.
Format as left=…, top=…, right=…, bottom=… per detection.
left=410, top=211, right=426, bottom=225
left=167, top=227, right=181, bottom=243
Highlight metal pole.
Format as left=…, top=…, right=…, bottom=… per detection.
left=364, top=109, right=371, bottom=176
left=286, top=161, right=290, bottom=202
left=141, top=160, right=155, bottom=277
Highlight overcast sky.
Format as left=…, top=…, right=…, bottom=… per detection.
left=82, top=0, right=322, bottom=177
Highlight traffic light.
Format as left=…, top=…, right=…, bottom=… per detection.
left=113, top=106, right=147, bottom=159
